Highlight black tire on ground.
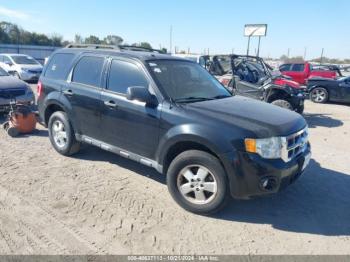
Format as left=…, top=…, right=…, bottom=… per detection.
left=48, top=111, right=80, bottom=156
left=271, top=99, right=293, bottom=110
left=166, top=150, right=229, bottom=214
left=310, top=87, right=328, bottom=103
left=296, top=104, right=304, bottom=114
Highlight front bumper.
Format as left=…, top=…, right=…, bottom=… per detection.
left=19, top=71, right=41, bottom=82
left=220, top=144, right=311, bottom=199
left=0, top=93, right=35, bottom=112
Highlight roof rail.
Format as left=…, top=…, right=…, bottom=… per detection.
left=119, top=45, right=165, bottom=54
left=65, top=44, right=120, bottom=50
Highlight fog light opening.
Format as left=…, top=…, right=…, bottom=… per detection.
left=260, top=177, right=278, bottom=191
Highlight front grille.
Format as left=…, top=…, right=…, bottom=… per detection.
left=28, top=70, right=41, bottom=74
left=281, top=127, right=309, bottom=162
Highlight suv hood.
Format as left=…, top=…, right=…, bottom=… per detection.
left=186, top=96, right=306, bottom=138
left=20, top=64, right=43, bottom=71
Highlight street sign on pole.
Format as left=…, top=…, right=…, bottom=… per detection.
left=244, top=24, right=267, bottom=56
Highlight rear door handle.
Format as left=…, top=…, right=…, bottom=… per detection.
left=63, top=89, right=73, bottom=96
left=104, top=100, right=118, bottom=108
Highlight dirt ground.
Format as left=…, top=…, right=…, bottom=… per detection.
left=0, top=85, right=349, bottom=255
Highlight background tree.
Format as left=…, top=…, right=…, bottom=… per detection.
left=104, top=35, right=123, bottom=45
left=84, top=35, right=101, bottom=44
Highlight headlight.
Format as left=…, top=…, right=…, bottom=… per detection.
left=245, top=137, right=283, bottom=159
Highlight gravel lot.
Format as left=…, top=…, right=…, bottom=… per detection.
left=0, top=84, right=349, bottom=254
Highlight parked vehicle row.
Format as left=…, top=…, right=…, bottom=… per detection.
left=186, top=54, right=306, bottom=113
left=0, top=54, right=43, bottom=82
left=279, top=62, right=339, bottom=85
left=36, top=45, right=311, bottom=214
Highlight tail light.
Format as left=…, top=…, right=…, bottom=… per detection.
left=37, top=81, right=43, bottom=98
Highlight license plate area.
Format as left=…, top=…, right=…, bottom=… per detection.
left=302, top=153, right=311, bottom=171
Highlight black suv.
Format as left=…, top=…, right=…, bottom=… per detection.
left=37, top=45, right=311, bottom=214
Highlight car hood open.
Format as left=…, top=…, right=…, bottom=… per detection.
left=186, top=95, right=306, bottom=138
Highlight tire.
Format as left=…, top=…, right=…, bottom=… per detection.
left=167, top=150, right=229, bottom=214
left=296, top=104, right=304, bottom=114
left=271, top=99, right=293, bottom=110
left=48, top=111, right=80, bottom=156
left=310, top=87, right=328, bottom=103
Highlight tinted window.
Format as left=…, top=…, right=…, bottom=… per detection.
left=45, top=53, right=75, bottom=80
left=279, top=64, right=291, bottom=72
left=11, top=55, right=39, bottom=65
left=291, top=64, right=305, bottom=72
left=73, top=56, right=105, bottom=87
left=108, top=60, right=149, bottom=94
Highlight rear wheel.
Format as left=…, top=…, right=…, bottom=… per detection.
left=310, top=87, right=328, bottom=103
left=48, top=111, right=80, bottom=156
left=271, top=99, right=293, bottom=110
left=167, top=150, right=229, bottom=214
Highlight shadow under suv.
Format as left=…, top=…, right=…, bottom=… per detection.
left=37, top=45, right=311, bottom=214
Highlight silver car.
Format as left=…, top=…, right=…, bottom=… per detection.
left=0, top=54, right=43, bottom=82
left=0, top=67, right=35, bottom=113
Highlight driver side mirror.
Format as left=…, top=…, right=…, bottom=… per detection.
left=126, top=86, right=158, bottom=106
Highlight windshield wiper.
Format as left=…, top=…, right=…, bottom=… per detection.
left=174, top=97, right=215, bottom=103
left=210, top=95, right=231, bottom=99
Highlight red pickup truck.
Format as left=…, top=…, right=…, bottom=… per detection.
left=279, top=62, right=337, bottom=85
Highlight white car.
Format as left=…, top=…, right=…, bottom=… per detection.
left=0, top=54, right=43, bottom=82
left=172, top=54, right=210, bottom=68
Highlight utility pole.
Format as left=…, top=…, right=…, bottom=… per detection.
left=320, top=48, right=324, bottom=64
left=304, top=47, right=307, bottom=60
left=169, top=25, right=173, bottom=54
left=246, top=36, right=251, bottom=56
left=287, top=48, right=290, bottom=58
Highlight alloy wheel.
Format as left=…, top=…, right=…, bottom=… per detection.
left=177, top=165, right=218, bottom=205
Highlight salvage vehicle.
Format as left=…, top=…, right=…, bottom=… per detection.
left=279, top=62, right=338, bottom=85
left=0, top=66, right=35, bottom=113
left=37, top=45, right=311, bottom=214
left=172, top=54, right=210, bottom=69
left=308, top=76, right=350, bottom=103
left=0, top=54, right=43, bottom=82
left=209, top=55, right=305, bottom=113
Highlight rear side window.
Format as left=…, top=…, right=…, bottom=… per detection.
left=279, top=64, right=291, bottom=72
left=72, top=56, right=105, bottom=87
left=45, top=53, right=75, bottom=80
left=107, top=60, right=148, bottom=94
left=291, top=64, right=305, bottom=72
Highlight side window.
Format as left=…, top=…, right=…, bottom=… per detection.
left=279, top=64, right=291, bottom=72
left=72, top=56, right=105, bottom=87
left=0, top=55, right=3, bottom=62
left=45, top=53, right=75, bottom=80
left=291, top=64, right=305, bottom=72
left=108, top=60, right=149, bottom=94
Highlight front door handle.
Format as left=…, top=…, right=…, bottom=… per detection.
left=63, top=89, right=73, bottom=96
left=104, top=100, right=118, bottom=108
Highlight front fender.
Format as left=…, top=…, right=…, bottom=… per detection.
left=156, top=123, right=235, bottom=166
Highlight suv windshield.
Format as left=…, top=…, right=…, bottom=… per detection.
left=11, top=55, right=39, bottom=65
left=148, top=60, right=230, bottom=102
left=0, top=67, right=9, bottom=76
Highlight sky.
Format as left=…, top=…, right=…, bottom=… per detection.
left=0, top=0, right=349, bottom=59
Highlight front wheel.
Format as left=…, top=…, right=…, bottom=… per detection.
left=271, top=99, right=293, bottom=110
left=167, top=150, right=229, bottom=214
left=310, top=87, right=328, bottom=103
